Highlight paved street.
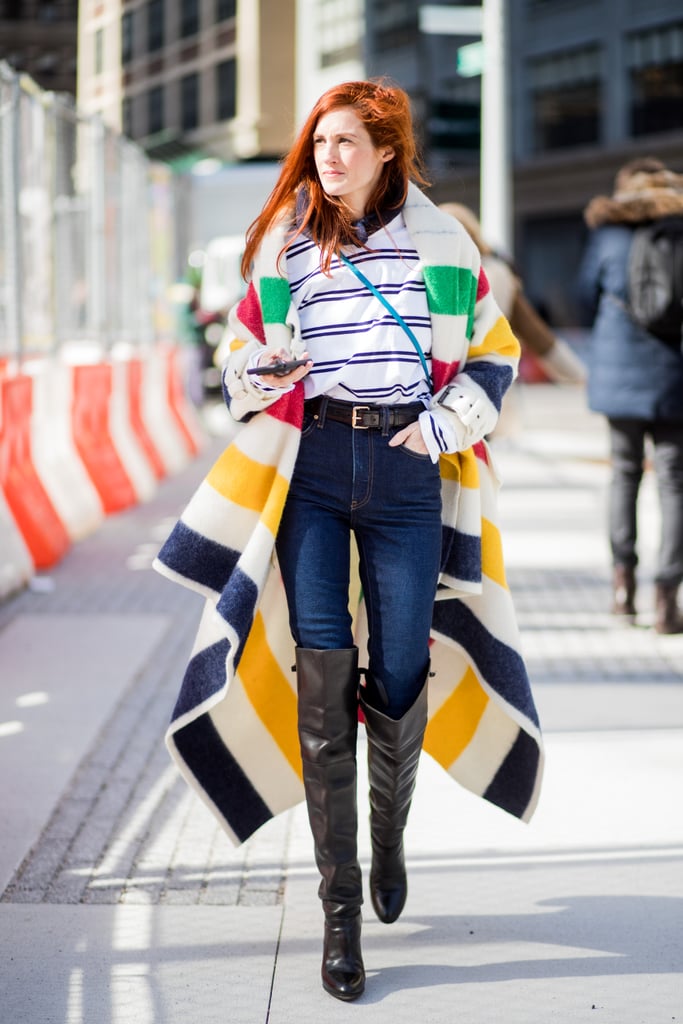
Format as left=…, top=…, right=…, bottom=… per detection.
left=1, top=384, right=682, bottom=1023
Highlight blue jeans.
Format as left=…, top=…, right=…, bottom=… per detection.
left=275, top=408, right=443, bottom=718
left=608, top=417, right=683, bottom=586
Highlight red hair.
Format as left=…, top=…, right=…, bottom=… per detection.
left=240, top=79, right=429, bottom=278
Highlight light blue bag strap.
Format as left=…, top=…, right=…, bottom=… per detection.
left=339, top=253, right=432, bottom=385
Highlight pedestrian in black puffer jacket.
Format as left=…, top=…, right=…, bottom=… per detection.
left=577, top=157, right=683, bottom=633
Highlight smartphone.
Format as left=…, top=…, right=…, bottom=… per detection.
left=246, top=358, right=311, bottom=377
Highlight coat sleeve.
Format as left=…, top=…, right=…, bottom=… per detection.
left=221, top=282, right=287, bottom=421
left=576, top=231, right=603, bottom=327
left=425, top=267, right=520, bottom=454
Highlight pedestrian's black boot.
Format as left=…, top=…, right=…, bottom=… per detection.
left=654, top=581, right=683, bottom=634
left=360, top=669, right=429, bottom=925
left=612, top=564, right=636, bottom=617
left=295, top=646, right=365, bottom=1001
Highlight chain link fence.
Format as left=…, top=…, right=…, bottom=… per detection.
left=0, top=61, right=178, bottom=361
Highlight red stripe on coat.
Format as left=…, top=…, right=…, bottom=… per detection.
left=235, top=282, right=267, bottom=345
left=476, top=266, right=490, bottom=301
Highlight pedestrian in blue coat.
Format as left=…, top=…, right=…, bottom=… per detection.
left=577, top=157, right=683, bottom=633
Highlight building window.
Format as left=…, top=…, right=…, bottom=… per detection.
left=216, top=58, right=236, bottom=120
left=529, top=46, right=602, bottom=152
left=318, top=0, right=362, bottom=67
left=181, top=72, right=199, bottom=130
left=121, top=11, right=134, bottom=65
left=148, top=84, right=164, bottom=135
left=181, top=0, right=199, bottom=38
left=122, top=96, right=133, bottom=138
left=371, top=0, right=418, bottom=53
left=628, top=22, right=683, bottom=137
left=148, top=0, right=164, bottom=53
left=94, top=26, right=104, bottom=76
left=216, top=0, right=236, bottom=20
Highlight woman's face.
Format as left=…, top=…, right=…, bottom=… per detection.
left=312, top=106, right=394, bottom=219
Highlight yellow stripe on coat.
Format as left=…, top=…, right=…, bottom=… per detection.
left=424, top=664, right=489, bottom=769
left=481, top=517, right=507, bottom=589
left=238, top=612, right=303, bottom=780
left=469, top=316, right=520, bottom=360
left=206, top=445, right=290, bottom=537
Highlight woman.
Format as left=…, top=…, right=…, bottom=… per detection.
left=155, top=80, right=543, bottom=1002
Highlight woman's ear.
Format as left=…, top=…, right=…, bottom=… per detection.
left=381, top=147, right=395, bottom=163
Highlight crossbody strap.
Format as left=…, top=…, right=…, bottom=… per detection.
left=339, top=253, right=432, bottom=385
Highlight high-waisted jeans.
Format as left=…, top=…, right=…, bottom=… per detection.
left=275, top=407, right=443, bottom=718
left=608, top=417, right=683, bottom=586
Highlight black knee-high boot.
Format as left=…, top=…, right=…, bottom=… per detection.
left=360, top=670, right=429, bottom=924
left=295, top=646, right=365, bottom=1001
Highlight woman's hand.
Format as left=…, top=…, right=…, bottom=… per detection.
left=388, top=421, right=429, bottom=455
left=256, top=350, right=313, bottom=387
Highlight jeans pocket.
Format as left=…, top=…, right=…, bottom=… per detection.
left=395, top=441, right=433, bottom=463
left=300, top=411, right=318, bottom=438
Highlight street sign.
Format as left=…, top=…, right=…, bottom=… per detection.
left=457, top=40, right=484, bottom=77
left=419, top=4, right=483, bottom=36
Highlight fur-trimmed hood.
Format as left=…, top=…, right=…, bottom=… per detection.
left=584, top=168, right=683, bottom=228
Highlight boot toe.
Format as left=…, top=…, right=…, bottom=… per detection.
left=322, top=966, right=365, bottom=1000
left=371, top=882, right=406, bottom=924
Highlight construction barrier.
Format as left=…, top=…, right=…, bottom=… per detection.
left=109, top=353, right=159, bottom=504
left=71, top=362, right=139, bottom=516
left=0, top=490, right=34, bottom=599
left=0, top=373, right=71, bottom=569
left=28, top=358, right=105, bottom=541
left=165, top=345, right=205, bottom=457
left=139, top=346, right=194, bottom=476
left=127, top=356, right=167, bottom=480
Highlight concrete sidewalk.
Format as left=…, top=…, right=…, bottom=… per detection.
left=1, top=385, right=682, bottom=1023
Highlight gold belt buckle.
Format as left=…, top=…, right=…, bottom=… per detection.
left=351, top=405, right=370, bottom=429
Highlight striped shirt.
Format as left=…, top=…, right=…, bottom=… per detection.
left=249, top=212, right=461, bottom=460
left=287, top=213, right=432, bottom=406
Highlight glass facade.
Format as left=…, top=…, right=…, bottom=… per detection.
left=180, top=0, right=199, bottom=38
left=529, top=47, right=602, bottom=152
left=148, top=0, right=164, bottom=53
left=629, top=21, right=683, bottom=137
left=317, top=0, right=363, bottom=68
left=181, top=72, right=199, bottom=130
left=148, top=84, right=163, bottom=134
left=217, top=58, right=236, bottom=120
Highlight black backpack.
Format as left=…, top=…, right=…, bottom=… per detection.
left=628, top=216, right=683, bottom=347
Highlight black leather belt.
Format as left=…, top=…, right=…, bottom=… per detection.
left=305, top=396, right=424, bottom=430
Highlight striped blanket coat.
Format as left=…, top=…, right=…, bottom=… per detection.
left=154, top=184, right=544, bottom=844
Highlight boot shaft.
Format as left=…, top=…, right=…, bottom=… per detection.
left=295, top=647, right=363, bottom=910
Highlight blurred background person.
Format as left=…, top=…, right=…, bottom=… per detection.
left=172, top=250, right=228, bottom=408
left=577, top=157, right=683, bottom=634
left=439, top=202, right=587, bottom=388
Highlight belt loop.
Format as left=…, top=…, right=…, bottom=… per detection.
left=316, top=395, right=328, bottom=429
left=381, top=406, right=390, bottom=436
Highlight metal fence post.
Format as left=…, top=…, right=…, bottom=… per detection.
left=0, top=63, right=23, bottom=360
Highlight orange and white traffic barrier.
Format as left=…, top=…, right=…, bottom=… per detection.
left=0, top=372, right=71, bottom=569
left=28, top=358, right=105, bottom=541
left=127, top=356, right=166, bottom=480
left=71, top=362, right=138, bottom=515
left=109, top=353, right=158, bottom=503
left=138, top=346, right=192, bottom=475
left=164, top=344, right=205, bottom=456
left=0, top=489, right=34, bottom=598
